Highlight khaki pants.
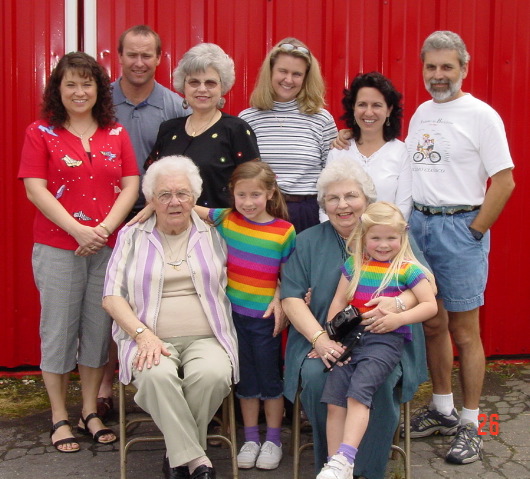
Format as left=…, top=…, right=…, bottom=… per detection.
left=132, top=336, right=232, bottom=467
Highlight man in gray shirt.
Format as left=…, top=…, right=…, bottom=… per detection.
left=112, top=25, right=188, bottom=213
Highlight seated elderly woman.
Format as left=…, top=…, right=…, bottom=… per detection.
left=103, top=156, right=238, bottom=479
left=281, top=158, right=428, bottom=479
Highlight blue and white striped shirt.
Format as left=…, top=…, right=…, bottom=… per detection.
left=240, top=100, right=337, bottom=195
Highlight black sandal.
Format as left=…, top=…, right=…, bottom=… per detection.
left=50, top=420, right=80, bottom=453
left=77, top=412, right=117, bottom=444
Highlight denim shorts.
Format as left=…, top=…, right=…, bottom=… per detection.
left=321, top=332, right=404, bottom=408
left=232, top=311, right=283, bottom=399
left=410, top=209, right=490, bottom=312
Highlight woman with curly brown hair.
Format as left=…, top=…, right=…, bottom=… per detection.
left=329, top=72, right=412, bottom=219
left=18, top=52, right=139, bottom=452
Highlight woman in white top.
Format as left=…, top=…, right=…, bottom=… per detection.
left=240, top=37, right=337, bottom=232
left=328, top=72, right=411, bottom=219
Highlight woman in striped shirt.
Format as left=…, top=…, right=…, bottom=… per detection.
left=239, top=38, right=337, bottom=233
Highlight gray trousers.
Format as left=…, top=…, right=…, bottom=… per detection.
left=132, top=336, right=232, bottom=468
left=32, top=243, right=112, bottom=373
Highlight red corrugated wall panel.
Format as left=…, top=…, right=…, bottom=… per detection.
left=2, top=0, right=529, bottom=367
left=2, top=0, right=66, bottom=367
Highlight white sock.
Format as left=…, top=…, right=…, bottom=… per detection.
left=431, top=393, right=455, bottom=416
left=187, top=455, right=212, bottom=474
left=460, top=407, right=479, bottom=427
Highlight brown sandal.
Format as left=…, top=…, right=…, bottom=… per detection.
left=50, top=420, right=80, bottom=453
left=96, top=396, right=114, bottom=421
left=77, top=412, right=117, bottom=444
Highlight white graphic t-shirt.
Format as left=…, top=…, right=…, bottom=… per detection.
left=406, top=94, right=513, bottom=206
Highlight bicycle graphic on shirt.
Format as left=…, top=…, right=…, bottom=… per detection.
left=413, top=134, right=441, bottom=163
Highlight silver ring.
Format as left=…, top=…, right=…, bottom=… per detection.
left=324, top=353, right=329, bottom=360
left=330, top=349, right=335, bottom=355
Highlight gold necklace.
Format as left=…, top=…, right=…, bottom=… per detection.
left=66, top=121, right=95, bottom=139
left=187, top=110, right=218, bottom=137
left=161, top=227, right=189, bottom=270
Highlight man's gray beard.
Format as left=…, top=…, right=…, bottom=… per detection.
left=425, top=76, right=463, bottom=102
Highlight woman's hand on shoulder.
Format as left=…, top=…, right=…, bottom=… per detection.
left=134, top=330, right=171, bottom=371
left=330, top=129, right=353, bottom=150
left=127, top=203, right=155, bottom=226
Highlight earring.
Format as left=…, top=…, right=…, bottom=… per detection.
left=217, top=97, right=226, bottom=109
left=182, top=99, right=189, bottom=109
left=385, top=117, right=390, bottom=126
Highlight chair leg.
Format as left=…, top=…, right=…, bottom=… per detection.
left=292, top=388, right=301, bottom=479
left=119, top=382, right=127, bottom=479
left=227, top=387, right=239, bottom=479
left=390, top=401, right=411, bottom=479
left=404, top=401, right=411, bottom=479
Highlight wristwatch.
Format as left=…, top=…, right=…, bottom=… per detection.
left=134, top=327, right=147, bottom=339
left=468, top=226, right=484, bottom=241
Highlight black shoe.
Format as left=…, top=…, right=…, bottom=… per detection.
left=190, top=465, right=216, bottom=479
left=163, top=456, right=190, bottom=479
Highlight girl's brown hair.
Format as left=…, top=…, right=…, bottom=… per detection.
left=228, top=161, right=289, bottom=221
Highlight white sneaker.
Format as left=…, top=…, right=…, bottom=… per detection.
left=316, top=454, right=354, bottom=479
left=256, top=440, right=283, bottom=470
left=237, top=441, right=261, bottom=469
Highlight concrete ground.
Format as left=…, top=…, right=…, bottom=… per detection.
left=0, top=361, right=528, bottom=478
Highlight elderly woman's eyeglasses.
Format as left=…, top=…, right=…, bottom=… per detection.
left=186, top=79, right=220, bottom=89
left=324, top=192, right=360, bottom=206
left=157, top=190, right=193, bottom=205
left=279, top=43, right=310, bottom=56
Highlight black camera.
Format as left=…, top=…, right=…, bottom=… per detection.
left=325, top=305, right=363, bottom=342
left=323, top=304, right=364, bottom=373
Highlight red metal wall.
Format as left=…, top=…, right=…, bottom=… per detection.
left=3, top=0, right=529, bottom=367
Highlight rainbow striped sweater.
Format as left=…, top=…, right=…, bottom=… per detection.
left=341, top=257, right=427, bottom=341
left=210, top=209, right=296, bottom=318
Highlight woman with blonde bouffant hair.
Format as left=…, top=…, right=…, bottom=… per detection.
left=240, top=37, right=337, bottom=233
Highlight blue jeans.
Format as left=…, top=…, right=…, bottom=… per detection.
left=410, top=209, right=490, bottom=312
left=233, top=311, right=283, bottom=399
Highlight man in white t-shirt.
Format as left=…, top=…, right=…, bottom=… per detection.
left=405, top=31, right=515, bottom=465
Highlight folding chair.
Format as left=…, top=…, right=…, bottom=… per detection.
left=118, top=382, right=238, bottom=479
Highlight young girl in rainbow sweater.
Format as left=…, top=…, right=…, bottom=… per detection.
left=195, top=161, right=295, bottom=470
left=317, top=202, right=437, bottom=479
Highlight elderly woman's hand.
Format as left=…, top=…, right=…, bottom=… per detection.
left=361, top=296, right=400, bottom=325
left=311, top=331, right=347, bottom=369
left=363, top=307, right=405, bottom=334
left=134, top=330, right=171, bottom=371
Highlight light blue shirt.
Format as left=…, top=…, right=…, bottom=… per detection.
left=112, top=79, right=189, bottom=207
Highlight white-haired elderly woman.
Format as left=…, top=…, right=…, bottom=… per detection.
left=142, top=43, right=260, bottom=210
left=281, top=158, right=428, bottom=479
left=103, top=155, right=238, bottom=479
